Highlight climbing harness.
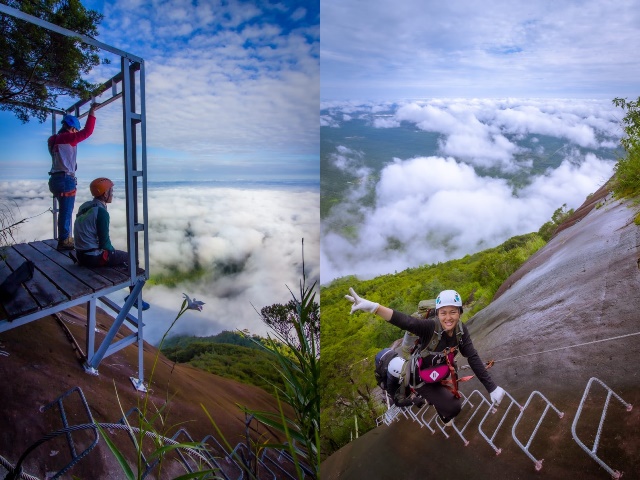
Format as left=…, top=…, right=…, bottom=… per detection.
left=55, top=189, right=77, bottom=197
left=409, top=319, right=471, bottom=397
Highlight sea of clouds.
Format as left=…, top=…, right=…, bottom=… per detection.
left=320, top=98, right=621, bottom=283
left=1, top=181, right=319, bottom=344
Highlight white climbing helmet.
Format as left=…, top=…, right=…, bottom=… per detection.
left=435, top=290, right=463, bottom=312
left=388, top=356, right=406, bottom=378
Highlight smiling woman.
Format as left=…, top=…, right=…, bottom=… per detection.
left=345, top=287, right=505, bottom=424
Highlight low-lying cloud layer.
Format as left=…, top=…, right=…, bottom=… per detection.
left=320, top=98, right=619, bottom=283
left=1, top=181, right=319, bottom=344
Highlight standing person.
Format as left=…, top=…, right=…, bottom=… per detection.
left=74, top=177, right=150, bottom=310
left=48, top=103, right=97, bottom=251
left=347, top=288, right=504, bottom=425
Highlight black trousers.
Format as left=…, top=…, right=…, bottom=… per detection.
left=416, top=382, right=462, bottom=422
left=77, top=249, right=128, bottom=268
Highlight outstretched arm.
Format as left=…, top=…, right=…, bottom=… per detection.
left=345, top=287, right=393, bottom=321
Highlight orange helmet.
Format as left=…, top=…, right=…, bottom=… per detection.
left=90, top=177, right=114, bottom=197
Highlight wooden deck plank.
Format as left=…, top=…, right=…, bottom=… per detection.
left=30, top=241, right=113, bottom=290
left=42, top=239, right=132, bottom=285
left=2, top=246, right=67, bottom=309
left=2, top=240, right=144, bottom=324
left=0, top=247, right=40, bottom=320
left=12, top=243, right=92, bottom=298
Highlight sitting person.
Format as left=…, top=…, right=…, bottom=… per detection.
left=74, top=177, right=149, bottom=310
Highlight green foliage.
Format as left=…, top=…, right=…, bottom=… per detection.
left=0, top=201, right=19, bottom=251
left=612, top=141, right=640, bottom=198
left=162, top=341, right=287, bottom=395
left=98, top=295, right=221, bottom=479
left=162, top=330, right=266, bottom=350
left=319, top=232, right=547, bottom=458
left=537, top=203, right=574, bottom=241
left=242, top=248, right=321, bottom=479
left=147, top=265, right=208, bottom=288
left=612, top=97, right=640, bottom=197
left=259, top=299, right=320, bottom=354
left=613, top=97, right=640, bottom=153
left=0, top=0, right=105, bottom=123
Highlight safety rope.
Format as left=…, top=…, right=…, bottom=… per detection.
left=460, top=330, right=640, bottom=369
left=0, top=209, right=52, bottom=235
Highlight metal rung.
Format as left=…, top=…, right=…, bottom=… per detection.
left=172, top=429, right=210, bottom=474
left=477, top=389, right=523, bottom=455
left=40, top=387, right=98, bottom=479
left=426, top=411, right=450, bottom=438
left=409, top=401, right=431, bottom=429
left=231, top=443, right=277, bottom=480
left=512, top=390, right=564, bottom=471
left=117, top=407, right=159, bottom=477
left=571, top=377, right=633, bottom=479
left=200, top=434, right=243, bottom=480
left=449, top=390, right=495, bottom=447
left=418, top=404, right=436, bottom=433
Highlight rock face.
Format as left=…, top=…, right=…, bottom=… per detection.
left=321, top=192, right=640, bottom=479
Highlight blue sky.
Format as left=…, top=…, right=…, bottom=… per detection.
left=321, top=0, right=640, bottom=101
left=1, top=0, right=319, bottom=182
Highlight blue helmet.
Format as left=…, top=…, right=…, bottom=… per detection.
left=62, top=114, right=81, bottom=130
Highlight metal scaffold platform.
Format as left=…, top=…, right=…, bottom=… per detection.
left=0, top=3, right=149, bottom=387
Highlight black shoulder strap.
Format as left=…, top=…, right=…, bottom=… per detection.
left=417, top=319, right=442, bottom=357
left=420, top=319, right=464, bottom=357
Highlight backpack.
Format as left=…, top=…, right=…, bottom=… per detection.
left=374, top=348, right=398, bottom=390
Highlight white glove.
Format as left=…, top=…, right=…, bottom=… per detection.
left=490, top=386, right=506, bottom=406
left=345, top=287, right=380, bottom=314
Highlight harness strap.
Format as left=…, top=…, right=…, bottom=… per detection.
left=428, top=346, right=475, bottom=398
left=56, top=189, right=76, bottom=197
left=444, top=347, right=461, bottom=398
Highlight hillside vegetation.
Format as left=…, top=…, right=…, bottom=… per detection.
left=160, top=331, right=286, bottom=395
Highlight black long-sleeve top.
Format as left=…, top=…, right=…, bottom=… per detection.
left=389, top=310, right=497, bottom=394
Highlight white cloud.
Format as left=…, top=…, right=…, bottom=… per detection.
left=1, top=181, right=319, bottom=344
left=320, top=98, right=619, bottom=283
left=321, top=154, right=613, bottom=282
left=321, top=0, right=640, bottom=100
